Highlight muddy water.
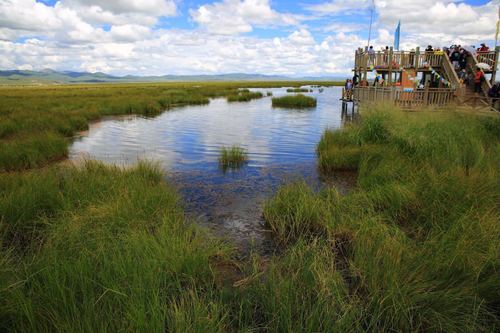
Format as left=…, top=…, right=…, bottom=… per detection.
left=69, top=87, right=355, bottom=254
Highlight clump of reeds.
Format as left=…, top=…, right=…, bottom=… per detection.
left=260, top=106, right=500, bottom=332
left=272, top=94, right=317, bottom=108
left=0, top=160, right=233, bottom=331
left=227, top=91, right=263, bottom=102
left=218, top=145, right=248, bottom=170
left=286, top=88, right=310, bottom=93
left=266, top=91, right=273, bottom=96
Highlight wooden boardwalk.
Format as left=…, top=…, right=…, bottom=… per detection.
left=349, top=46, right=498, bottom=111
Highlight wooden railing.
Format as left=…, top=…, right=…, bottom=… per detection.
left=355, top=49, right=444, bottom=70
left=441, top=54, right=463, bottom=93
left=466, top=53, right=493, bottom=97
left=475, top=51, right=497, bottom=70
left=352, top=86, right=456, bottom=108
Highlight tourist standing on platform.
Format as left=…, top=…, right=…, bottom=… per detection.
left=477, top=43, right=490, bottom=53
left=345, top=79, right=354, bottom=100
left=352, top=73, right=359, bottom=86
left=383, top=46, right=389, bottom=66
left=450, top=47, right=461, bottom=69
left=459, top=49, right=468, bottom=70
left=368, top=46, right=375, bottom=65
left=474, top=67, right=485, bottom=93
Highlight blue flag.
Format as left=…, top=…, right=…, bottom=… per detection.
left=394, top=21, right=401, bottom=50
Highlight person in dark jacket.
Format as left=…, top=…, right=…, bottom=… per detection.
left=352, top=73, right=359, bottom=86
left=450, top=48, right=461, bottom=69
left=459, top=49, right=468, bottom=70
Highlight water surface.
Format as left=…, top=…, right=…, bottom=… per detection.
left=70, top=87, right=354, bottom=254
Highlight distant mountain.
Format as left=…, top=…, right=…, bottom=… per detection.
left=0, top=69, right=343, bottom=85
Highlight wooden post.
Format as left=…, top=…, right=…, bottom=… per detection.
left=424, top=84, right=429, bottom=106
left=415, top=47, right=420, bottom=69
left=491, top=46, right=499, bottom=84
left=363, top=49, right=368, bottom=81
left=388, top=47, right=393, bottom=85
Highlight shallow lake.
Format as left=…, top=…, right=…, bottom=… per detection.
left=70, top=86, right=355, bottom=254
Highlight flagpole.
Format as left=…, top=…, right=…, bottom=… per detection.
left=367, top=0, right=375, bottom=48
left=495, top=5, right=500, bottom=49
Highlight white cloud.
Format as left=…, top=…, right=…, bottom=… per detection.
left=64, top=0, right=177, bottom=16
left=0, top=28, right=358, bottom=76
left=0, top=0, right=497, bottom=77
left=305, top=0, right=372, bottom=15
left=376, top=0, right=498, bottom=41
left=0, top=0, right=176, bottom=41
left=307, top=0, right=498, bottom=48
left=288, top=29, right=315, bottom=46
left=190, top=0, right=301, bottom=35
left=0, top=0, right=62, bottom=31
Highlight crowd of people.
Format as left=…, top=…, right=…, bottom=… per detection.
left=354, top=43, right=494, bottom=93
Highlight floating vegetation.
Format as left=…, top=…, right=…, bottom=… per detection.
left=272, top=94, right=317, bottom=108
left=218, top=145, right=248, bottom=170
left=227, top=91, right=264, bottom=102
left=266, top=91, right=273, bottom=96
left=286, top=88, right=310, bottom=93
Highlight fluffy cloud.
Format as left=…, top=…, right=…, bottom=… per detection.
left=190, top=0, right=301, bottom=35
left=0, top=0, right=497, bottom=76
left=59, top=0, right=177, bottom=26
left=0, top=0, right=176, bottom=41
left=64, top=0, right=177, bottom=16
left=0, top=27, right=364, bottom=76
left=376, top=0, right=498, bottom=45
left=306, top=0, right=372, bottom=15
left=306, top=0, right=498, bottom=47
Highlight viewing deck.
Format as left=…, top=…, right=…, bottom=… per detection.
left=355, top=49, right=497, bottom=75
left=348, top=46, right=499, bottom=111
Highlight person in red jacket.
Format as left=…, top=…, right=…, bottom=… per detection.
left=474, top=67, right=485, bottom=93
left=477, top=43, right=490, bottom=53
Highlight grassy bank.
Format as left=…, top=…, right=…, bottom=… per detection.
left=0, top=81, right=339, bottom=171
left=272, top=94, right=317, bottom=108
left=2, top=82, right=498, bottom=331
left=263, top=106, right=500, bottom=331
left=0, top=161, right=235, bottom=331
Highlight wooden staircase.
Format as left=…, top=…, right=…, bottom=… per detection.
left=459, top=90, right=497, bottom=112
left=440, top=52, right=498, bottom=112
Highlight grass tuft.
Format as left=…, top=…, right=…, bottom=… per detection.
left=272, top=94, right=317, bottom=108
left=227, top=91, right=263, bottom=102
left=286, top=88, right=311, bottom=93
left=218, top=145, right=248, bottom=171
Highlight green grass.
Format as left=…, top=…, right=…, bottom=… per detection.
left=2, top=83, right=498, bottom=332
left=272, top=94, right=317, bottom=108
left=261, top=106, right=500, bottom=332
left=226, top=91, right=263, bottom=102
left=0, top=161, right=234, bottom=331
left=218, top=145, right=248, bottom=170
left=0, top=81, right=339, bottom=171
left=286, top=88, right=311, bottom=93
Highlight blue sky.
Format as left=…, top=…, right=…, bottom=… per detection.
left=0, top=0, right=498, bottom=76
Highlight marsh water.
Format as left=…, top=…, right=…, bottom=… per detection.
left=70, top=87, right=355, bottom=254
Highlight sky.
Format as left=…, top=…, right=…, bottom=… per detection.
left=0, top=0, right=498, bottom=76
